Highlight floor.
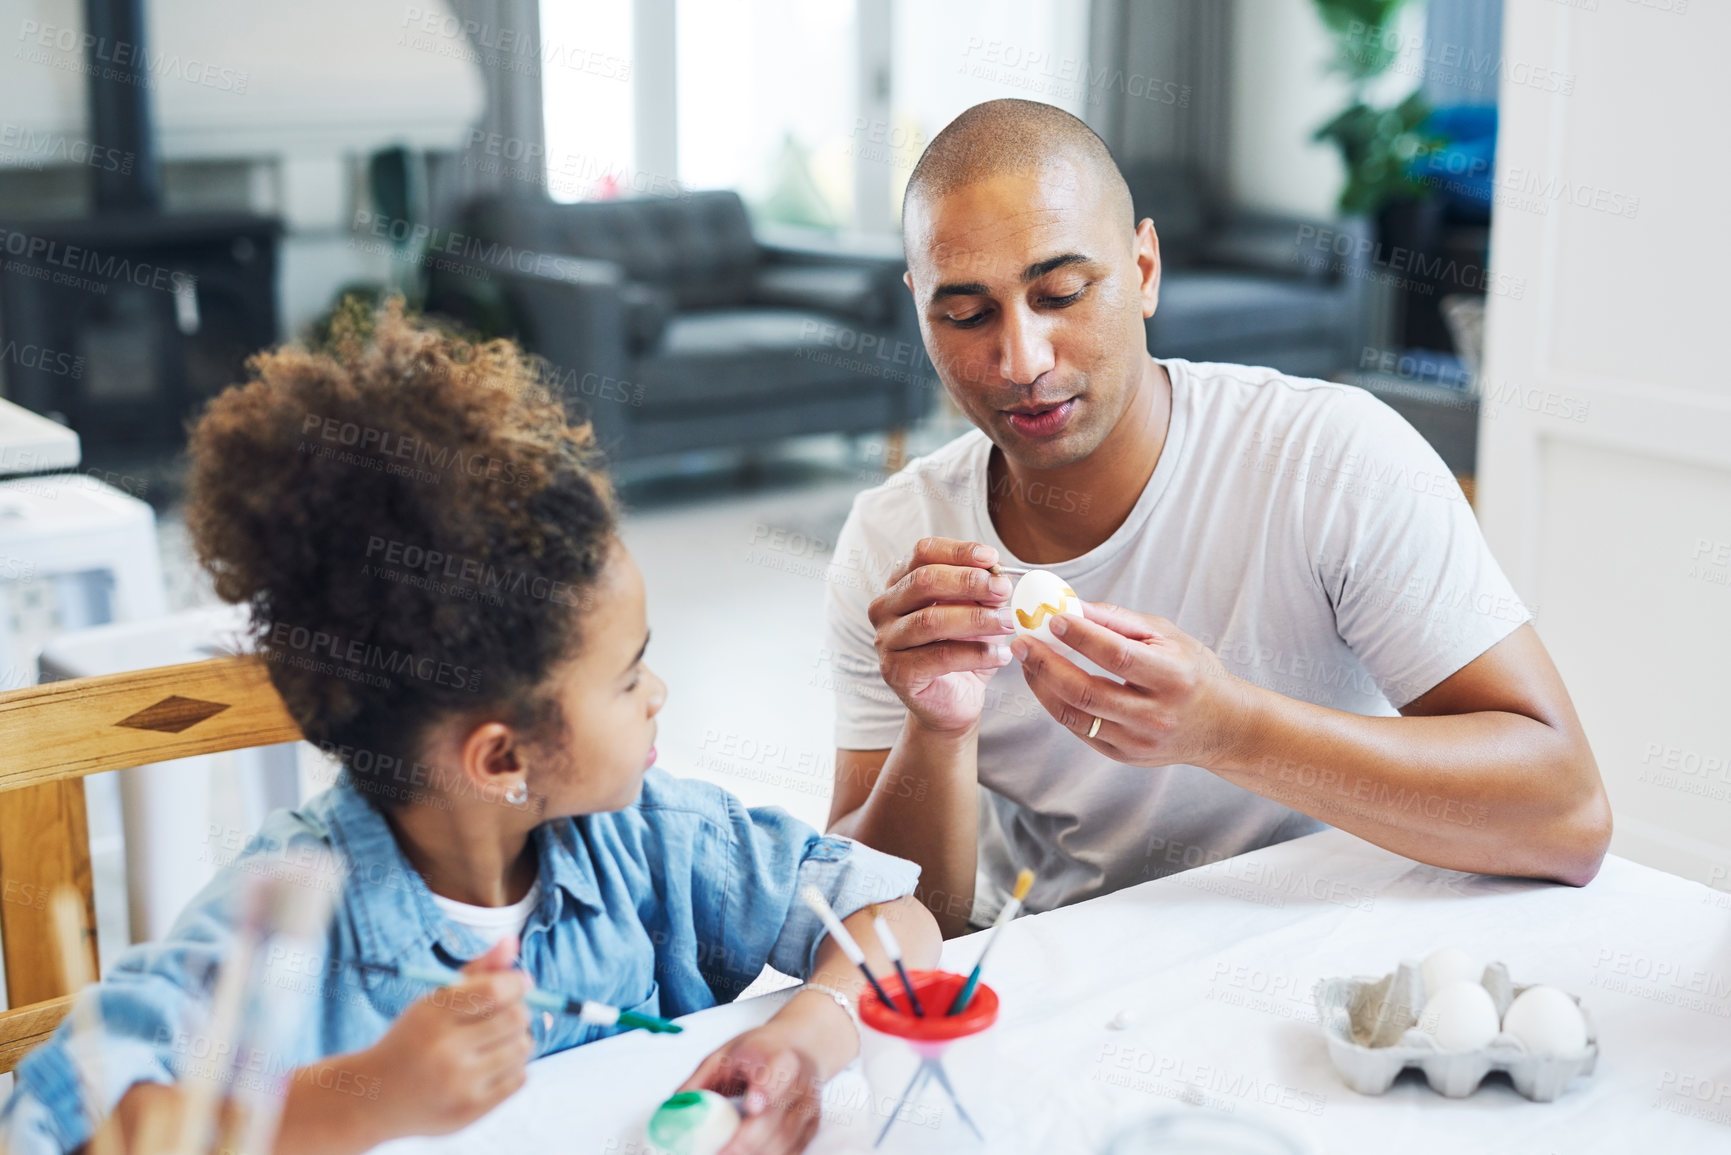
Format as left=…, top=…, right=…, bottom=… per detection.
left=0, top=421, right=967, bottom=980
left=622, top=464, right=867, bottom=832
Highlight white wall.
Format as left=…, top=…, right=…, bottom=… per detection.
left=1, top=0, right=483, bottom=158
left=1478, top=2, right=1731, bottom=886
left=1227, top=0, right=1424, bottom=218
left=0, top=0, right=485, bottom=337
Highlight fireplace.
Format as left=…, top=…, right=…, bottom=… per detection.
left=0, top=0, right=280, bottom=463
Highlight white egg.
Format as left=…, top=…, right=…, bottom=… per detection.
left=1417, top=980, right=1500, bottom=1051
left=1422, top=946, right=1482, bottom=995
left=1501, top=985, right=1588, bottom=1057
left=646, top=1089, right=740, bottom=1155
left=1012, top=569, right=1081, bottom=643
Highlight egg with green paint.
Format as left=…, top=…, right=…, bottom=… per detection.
left=646, top=1089, right=740, bottom=1155
left=1012, top=569, right=1080, bottom=643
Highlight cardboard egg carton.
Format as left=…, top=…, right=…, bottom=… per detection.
left=1312, top=960, right=1598, bottom=1101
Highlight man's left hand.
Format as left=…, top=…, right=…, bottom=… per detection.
left=1012, top=602, right=1254, bottom=769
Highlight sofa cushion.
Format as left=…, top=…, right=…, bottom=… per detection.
left=635, top=308, right=904, bottom=410
left=522, top=191, right=761, bottom=311
left=1200, top=226, right=1330, bottom=283
left=1120, top=162, right=1210, bottom=266
left=547, top=199, right=671, bottom=282
left=1149, top=272, right=1341, bottom=349
left=644, top=191, right=761, bottom=309
left=749, top=265, right=887, bottom=326
left=620, top=281, right=675, bottom=354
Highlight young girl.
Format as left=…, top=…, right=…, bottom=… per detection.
left=1, top=303, right=939, bottom=1155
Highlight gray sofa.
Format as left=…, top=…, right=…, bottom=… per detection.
left=425, top=190, right=933, bottom=463
left=1123, top=162, right=1371, bottom=379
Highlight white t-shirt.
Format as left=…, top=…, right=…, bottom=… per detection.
left=430, top=879, right=542, bottom=948
left=825, top=359, right=1529, bottom=920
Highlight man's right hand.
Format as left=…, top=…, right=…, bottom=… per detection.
left=869, top=537, right=1016, bottom=734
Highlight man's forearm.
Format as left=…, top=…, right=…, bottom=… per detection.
left=1215, top=682, right=1610, bottom=885
left=830, top=720, right=980, bottom=936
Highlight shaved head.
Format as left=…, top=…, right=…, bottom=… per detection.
left=904, top=99, right=1133, bottom=234
left=896, top=98, right=1162, bottom=476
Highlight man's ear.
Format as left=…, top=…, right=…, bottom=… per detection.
left=459, top=720, right=524, bottom=803
left=1135, top=218, right=1162, bottom=319
left=903, top=269, right=916, bottom=296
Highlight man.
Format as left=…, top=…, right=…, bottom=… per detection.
left=824, top=99, right=1610, bottom=936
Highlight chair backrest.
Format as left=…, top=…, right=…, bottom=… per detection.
left=0, top=655, right=300, bottom=1073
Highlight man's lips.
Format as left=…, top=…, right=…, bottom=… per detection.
left=1004, top=398, right=1077, bottom=438
left=645, top=745, right=657, bottom=768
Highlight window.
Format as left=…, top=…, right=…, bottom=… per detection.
left=545, top=0, right=1090, bottom=230
left=541, top=0, right=635, bottom=202
left=677, top=0, right=858, bottom=228
left=887, top=0, right=1090, bottom=226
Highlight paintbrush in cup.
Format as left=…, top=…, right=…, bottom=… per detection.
left=869, top=904, right=924, bottom=1017
left=947, top=868, right=1034, bottom=1015
left=801, top=886, right=904, bottom=1013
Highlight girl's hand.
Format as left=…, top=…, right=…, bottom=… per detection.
left=676, top=1023, right=825, bottom=1155
left=353, top=936, right=534, bottom=1141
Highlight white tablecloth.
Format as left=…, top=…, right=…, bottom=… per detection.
left=376, top=829, right=1731, bottom=1154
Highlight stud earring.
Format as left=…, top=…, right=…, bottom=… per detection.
left=505, top=781, right=529, bottom=806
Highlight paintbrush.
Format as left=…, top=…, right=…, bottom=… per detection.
left=49, top=887, right=119, bottom=1155
left=356, top=962, right=682, bottom=1033
left=869, top=904, right=924, bottom=1017
left=947, top=868, right=1034, bottom=1015
left=988, top=563, right=1030, bottom=577
left=800, top=885, right=904, bottom=1014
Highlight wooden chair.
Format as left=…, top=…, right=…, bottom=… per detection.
left=0, top=656, right=300, bottom=1073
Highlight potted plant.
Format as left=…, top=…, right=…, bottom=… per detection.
left=1309, top=0, right=1440, bottom=217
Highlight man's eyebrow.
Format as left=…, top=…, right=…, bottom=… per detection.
left=623, top=631, right=650, bottom=676
left=929, top=253, right=1093, bottom=302
left=931, top=280, right=990, bottom=302
left=1023, top=253, right=1090, bottom=280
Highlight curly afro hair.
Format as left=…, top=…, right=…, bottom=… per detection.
left=186, top=299, right=617, bottom=804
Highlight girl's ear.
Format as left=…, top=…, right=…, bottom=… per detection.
left=459, top=719, right=524, bottom=801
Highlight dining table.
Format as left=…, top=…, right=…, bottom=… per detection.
left=376, top=826, right=1731, bottom=1153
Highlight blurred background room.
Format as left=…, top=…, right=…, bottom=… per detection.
left=0, top=0, right=1725, bottom=1057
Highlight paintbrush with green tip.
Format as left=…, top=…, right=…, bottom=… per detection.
left=358, top=962, right=683, bottom=1033
left=948, top=868, right=1034, bottom=1016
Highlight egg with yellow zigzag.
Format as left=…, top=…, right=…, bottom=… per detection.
left=1011, top=569, right=1080, bottom=643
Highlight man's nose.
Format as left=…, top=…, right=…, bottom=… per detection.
left=997, top=304, right=1056, bottom=386
left=646, top=668, right=668, bottom=716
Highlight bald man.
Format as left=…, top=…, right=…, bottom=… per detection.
left=824, top=99, right=1610, bottom=935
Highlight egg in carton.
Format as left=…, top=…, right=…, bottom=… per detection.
left=1311, top=960, right=1598, bottom=1102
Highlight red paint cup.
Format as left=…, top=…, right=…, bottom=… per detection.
left=855, top=969, right=1002, bottom=1151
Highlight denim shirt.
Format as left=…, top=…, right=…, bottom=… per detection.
left=2, top=768, right=920, bottom=1154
